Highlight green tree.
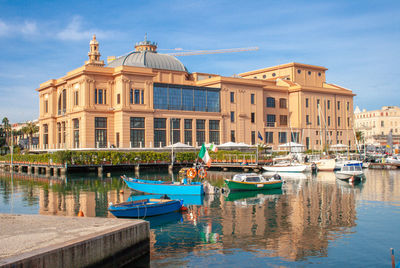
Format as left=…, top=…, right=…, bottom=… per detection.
left=22, top=121, right=39, bottom=149
left=355, top=131, right=364, bottom=143
left=2, top=117, right=10, bottom=146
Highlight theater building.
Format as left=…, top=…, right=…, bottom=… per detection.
left=36, top=35, right=355, bottom=150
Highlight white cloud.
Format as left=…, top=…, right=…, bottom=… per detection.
left=0, top=19, right=37, bottom=37
left=0, top=19, right=9, bottom=36
left=57, top=16, right=114, bottom=41
left=21, top=21, right=38, bottom=35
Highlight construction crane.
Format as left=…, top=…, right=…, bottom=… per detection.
left=164, top=47, right=259, bottom=57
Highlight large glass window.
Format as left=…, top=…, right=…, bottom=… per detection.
left=170, top=118, right=180, bottom=144
left=184, top=119, right=192, bottom=145
left=154, top=118, right=166, bottom=147
left=130, top=117, right=145, bottom=148
left=278, top=132, right=287, bottom=143
left=265, top=132, right=273, bottom=143
left=267, top=114, right=276, bottom=127
left=43, top=124, right=48, bottom=147
left=73, top=118, right=79, bottom=148
left=266, top=97, right=275, bottom=108
left=196, top=119, right=205, bottom=145
left=154, top=83, right=220, bottom=112
left=95, top=117, right=107, bottom=148
left=209, top=120, right=220, bottom=144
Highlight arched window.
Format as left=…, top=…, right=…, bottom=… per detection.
left=62, top=89, right=66, bottom=113
left=58, top=94, right=62, bottom=115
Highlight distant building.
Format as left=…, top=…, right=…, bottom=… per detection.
left=354, top=106, right=400, bottom=146
left=36, top=35, right=355, bottom=151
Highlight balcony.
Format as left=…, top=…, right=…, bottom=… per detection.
left=266, top=122, right=276, bottom=127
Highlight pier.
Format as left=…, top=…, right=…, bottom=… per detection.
left=0, top=214, right=149, bottom=268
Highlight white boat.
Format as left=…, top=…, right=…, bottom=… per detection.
left=314, top=159, right=336, bottom=171
left=386, top=155, right=400, bottom=165
left=335, top=165, right=364, bottom=182
left=334, top=160, right=363, bottom=170
left=262, top=172, right=307, bottom=180
left=262, top=163, right=307, bottom=173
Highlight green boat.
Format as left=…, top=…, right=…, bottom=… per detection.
left=224, top=173, right=283, bottom=191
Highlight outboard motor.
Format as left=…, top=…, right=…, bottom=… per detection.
left=273, top=174, right=281, bottom=180
left=160, top=194, right=171, bottom=200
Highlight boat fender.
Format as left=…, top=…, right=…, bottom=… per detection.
left=187, top=168, right=197, bottom=179
left=198, top=168, right=207, bottom=179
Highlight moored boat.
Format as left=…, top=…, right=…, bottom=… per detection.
left=314, top=159, right=336, bottom=171
left=224, top=173, right=283, bottom=191
left=335, top=165, right=364, bottom=182
left=262, top=163, right=307, bottom=173
left=108, top=198, right=183, bottom=218
left=122, top=175, right=204, bottom=195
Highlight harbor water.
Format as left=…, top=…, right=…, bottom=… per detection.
left=0, top=169, right=399, bottom=267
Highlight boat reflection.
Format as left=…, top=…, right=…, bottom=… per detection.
left=147, top=211, right=183, bottom=228
left=224, top=189, right=282, bottom=202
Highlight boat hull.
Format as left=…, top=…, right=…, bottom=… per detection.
left=123, top=178, right=204, bottom=195
left=225, top=179, right=283, bottom=191
left=108, top=199, right=183, bottom=218
left=335, top=172, right=364, bottom=181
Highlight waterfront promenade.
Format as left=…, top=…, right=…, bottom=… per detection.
left=0, top=214, right=149, bottom=267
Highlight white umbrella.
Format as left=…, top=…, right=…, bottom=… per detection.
left=165, top=142, right=194, bottom=148
left=278, top=142, right=305, bottom=152
left=330, top=144, right=348, bottom=151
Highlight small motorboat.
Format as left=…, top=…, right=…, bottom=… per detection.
left=335, top=165, right=364, bottom=182
left=108, top=198, right=183, bottom=218
left=122, top=175, right=204, bottom=195
left=262, top=163, right=307, bottom=173
left=224, top=173, right=283, bottom=191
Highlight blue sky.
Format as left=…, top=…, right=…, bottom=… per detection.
left=0, top=0, right=399, bottom=123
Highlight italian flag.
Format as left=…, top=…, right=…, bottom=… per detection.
left=199, top=143, right=211, bottom=167
left=209, top=143, right=218, bottom=152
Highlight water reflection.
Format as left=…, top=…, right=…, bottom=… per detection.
left=1, top=169, right=400, bottom=266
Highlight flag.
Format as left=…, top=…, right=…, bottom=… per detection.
left=198, top=143, right=211, bottom=167
left=209, top=143, right=218, bottom=152
left=258, top=131, right=263, bottom=141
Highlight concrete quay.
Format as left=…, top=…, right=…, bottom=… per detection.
left=0, top=214, right=149, bottom=268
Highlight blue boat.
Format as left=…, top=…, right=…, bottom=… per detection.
left=108, top=198, right=183, bottom=218
left=122, top=175, right=204, bottom=195
left=128, top=194, right=204, bottom=206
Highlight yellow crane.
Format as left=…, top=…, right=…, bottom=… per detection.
left=163, top=46, right=259, bottom=56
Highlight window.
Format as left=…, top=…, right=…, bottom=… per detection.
left=337, top=101, right=340, bottom=110
left=306, top=98, right=309, bottom=108
left=262, top=74, right=266, bottom=79
left=265, top=132, right=273, bottom=143
left=280, top=115, right=288, bottom=126
left=291, top=132, right=299, bottom=142
left=308, top=71, right=311, bottom=75
left=251, top=131, right=255, bottom=145
left=196, top=119, right=205, bottom=145
left=230, top=111, right=235, bottom=123
left=130, top=117, right=145, bottom=148
left=230, top=92, right=234, bottom=103
left=347, top=117, right=350, bottom=127
left=278, top=132, right=287, bottom=143
left=154, top=118, right=166, bottom=147
left=306, top=137, right=310, bottom=149
left=117, top=94, right=120, bottom=104
left=318, top=72, right=321, bottom=76
left=297, top=69, right=301, bottom=74
left=267, top=114, right=276, bottom=127
left=347, top=102, right=350, bottom=111
left=62, top=89, right=66, bottom=113
left=43, top=124, right=48, bottom=147
left=130, top=89, right=133, bottom=104
left=327, top=100, right=330, bottom=110
left=44, top=100, right=48, bottom=113
left=251, top=94, right=255, bottom=104
left=317, top=116, right=320, bottom=126
left=266, top=97, right=275, bottom=108
left=251, top=113, right=255, bottom=123
left=381, top=121, right=384, bottom=127
left=272, top=73, right=276, bottom=77
left=57, top=122, right=61, bottom=145
left=231, top=130, right=235, bottom=142
left=98, top=89, right=103, bottom=104
left=62, top=122, right=66, bottom=144
left=328, top=116, right=331, bottom=126
left=317, top=99, right=320, bottom=107
left=74, top=91, right=79, bottom=106
left=306, top=115, right=310, bottom=124
left=73, top=118, right=79, bottom=148
left=134, top=90, right=140, bottom=104
left=95, top=117, right=107, bottom=148
left=209, top=120, right=220, bottom=144
left=170, top=118, right=181, bottom=144
left=184, top=119, right=192, bottom=145
left=279, top=98, right=287, bottom=109
left=338, top=117, right=341, bottom=127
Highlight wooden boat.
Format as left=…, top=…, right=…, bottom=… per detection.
left=224, top=173, right=283, bottom=191
left=314, top=159, right=336, bottom=171
left=122, top=175, right=204, bottom=195
left=108, top=198, right=183, bottom=218
left=335, top=165, right=364, bottom=182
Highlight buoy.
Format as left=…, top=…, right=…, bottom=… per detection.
left=119, top=190, right=124, bottom=194
left=180, top=206, right=188, bottom=212
left=77, top=210, right=84, bottom=217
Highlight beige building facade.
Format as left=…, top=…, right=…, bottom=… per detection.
left=354, top=106, right=400, bottom=146
left=36, top=36, right=355, bottom=151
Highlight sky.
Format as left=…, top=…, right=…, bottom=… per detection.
left=0, top=0, right=399, bottom=123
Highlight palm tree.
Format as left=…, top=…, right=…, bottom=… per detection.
left=355, top=131, right=364, bottom=143
left=2, top=117, right=10, bottom=146
left=22, top=121, right=39, bottom=149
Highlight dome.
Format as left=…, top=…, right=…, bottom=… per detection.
left=108, top=51, right=188, bottom=72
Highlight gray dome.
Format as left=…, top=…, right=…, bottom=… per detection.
left=108, top=51, right=187, bottom=72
